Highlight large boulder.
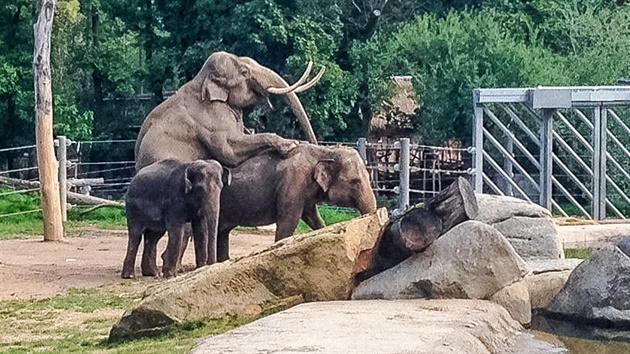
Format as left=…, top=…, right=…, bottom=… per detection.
left=352, top=220, right=529, bottom=301
left=192, top=300, right=567, bottom=354
left=525, top=259, right=583, bottom=310
left=109, top=209, right=388, bottom=341
left=475, top=193, right=563, bottom=260
left=546, top=237, right=630, bottom=327
left=490, top=280, right=531, bottom=325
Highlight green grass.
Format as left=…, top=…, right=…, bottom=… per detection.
left=294, top=204, right=360, bottom=234
left=0, top=288, right=259, bottom=353
left=0, top=186, right=126, bottom=239
left=564, top=247, right=593, bottom=259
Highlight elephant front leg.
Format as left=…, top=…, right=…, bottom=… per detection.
left=162, top=226, right=186, bottom=277
left=301, top=203, right=325, bottom=231
left=191, top=217, right=209, bottom=268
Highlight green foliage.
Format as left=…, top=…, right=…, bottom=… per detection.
left=0, top=188, right=42, bottom=224
left=2, top=0, right=630, bottom=145
left=294, top=204, right=359, bottom=233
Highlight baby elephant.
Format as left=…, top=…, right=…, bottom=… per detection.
left=122, top=159, right=231, bottom=278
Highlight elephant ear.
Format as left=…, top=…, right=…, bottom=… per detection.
left=184, top=166, right=194, bottom=194
left=200, top=55, right=250, bottom=102
left=184, top=163, right=204, bottom=194
left=314, top=159, right=335, bottom=192
left=201, top=78, right=228, bottom=102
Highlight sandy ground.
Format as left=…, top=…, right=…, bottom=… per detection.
left=0, top=220, right=628, bottom=301
left=0, top=226, right=275, bottom=301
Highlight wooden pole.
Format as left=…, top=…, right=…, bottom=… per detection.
left=34, top=0, right=63, bottom=241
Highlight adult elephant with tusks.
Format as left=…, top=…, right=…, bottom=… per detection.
left=135, top=51, right=325, bottom=170
left=217, top=144, right=377, bottom=261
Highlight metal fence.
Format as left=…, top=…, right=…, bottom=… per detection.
left=1, top=137, right=472, bottom=218
left=473, top=86, right=630, bottom=220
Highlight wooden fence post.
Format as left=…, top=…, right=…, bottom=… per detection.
left=34, top=0, right=63, bottom=241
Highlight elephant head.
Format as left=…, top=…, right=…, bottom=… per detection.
left=194, top=51, right=324, bottom=144
left=185, top=160, right=232, bottom=264
left=313, top=147, right=377, bottom=215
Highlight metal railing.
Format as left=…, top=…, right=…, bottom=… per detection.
left=1, top=137, right=472, bottom=218
left=473, top=86, right=630, bottom=220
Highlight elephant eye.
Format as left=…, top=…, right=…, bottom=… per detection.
left=350, top=178, right=361, bottom=185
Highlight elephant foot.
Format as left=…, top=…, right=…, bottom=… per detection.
left=121, top=271, right=135, bottom=279
left=162, top=267, right=177, bottom=278
left=141, top=267, right=159, bottom=277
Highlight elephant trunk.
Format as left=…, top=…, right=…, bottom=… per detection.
left=245, top=60, right=318, bottom=144
left=203, top=193, right=221, bottom=265
left=357, top=188, right=378, bottom=215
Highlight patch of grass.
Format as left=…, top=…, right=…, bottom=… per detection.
left=295, top=204, right=360, bottom=234
left=0, top=220, right=43, bottom=240
left=0, top=190, right=127, bottom=238
left=0, top=287, right=258, bottom=354
left=564, top=247, right=593, bottom=259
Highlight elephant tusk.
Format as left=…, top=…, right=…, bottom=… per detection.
left=292, top=66, right=326, bottom=93
left=266, top=61, right=313, bottom=94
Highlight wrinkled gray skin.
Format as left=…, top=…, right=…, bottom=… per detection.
left=217, top=144, right=377, bottom=261
left=122, top=159, right=231, bottom=278
left=135, top=51, right=322, bottom=171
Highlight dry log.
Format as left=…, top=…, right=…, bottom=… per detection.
left=426, top=176, right=478, bottom=231
left=354, top=177, right=478, bottom=285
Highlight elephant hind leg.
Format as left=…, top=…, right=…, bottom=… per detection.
left=217, top=226, right=232, bottom=262
left=141, top=229, right=165, bottom=277
left=122, top=223, right=143, bottom=278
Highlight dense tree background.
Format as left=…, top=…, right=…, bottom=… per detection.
left=1, top=0, right=629, bottom=148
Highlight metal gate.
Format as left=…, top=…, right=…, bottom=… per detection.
left=472, top=86, right=630, bottom=220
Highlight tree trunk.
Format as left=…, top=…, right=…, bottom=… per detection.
left=354, top=177, right=478, bottom=284
left=33, top=0, right=63, bottom=241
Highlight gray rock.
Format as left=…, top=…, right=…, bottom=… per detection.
left=191, top=300, right=566, bottom=354
left=546, top=238, right=630, bottom=326
left=525, top=258, right=583, bottom=309
left=490, top=280, right=531, bottom=325
left=352, top=220, right=529, bottom=300
left=475, top=193, right=562, bottom=261
left=493, top=216, right=563, bottom=260
left=475, top=193, right=551, bottom=224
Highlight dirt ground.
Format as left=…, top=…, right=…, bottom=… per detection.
left=0, top=226, right=275, bottom=301
left=1, top=221, right=629, bottom=301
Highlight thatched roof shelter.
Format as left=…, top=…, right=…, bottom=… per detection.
left=368, top=76, right=419, bottom=138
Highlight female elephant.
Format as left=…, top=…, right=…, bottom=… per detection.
left=122, top=159, right=231, bottom=278
left=135, top=51, right=324, bottom=170
left=217, top=144, right=377, bottom=261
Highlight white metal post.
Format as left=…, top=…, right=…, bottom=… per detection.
left=592, top=106, right=607, bottom=220
left=539, top=109, right=553, bottom=210
left=399, top=138, right=410, bottom=211
left=472, top=89, right=484, bottom=192
left=57, top=135, right=67, bottom=221
left=357, top=138, right=367, bottom=163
